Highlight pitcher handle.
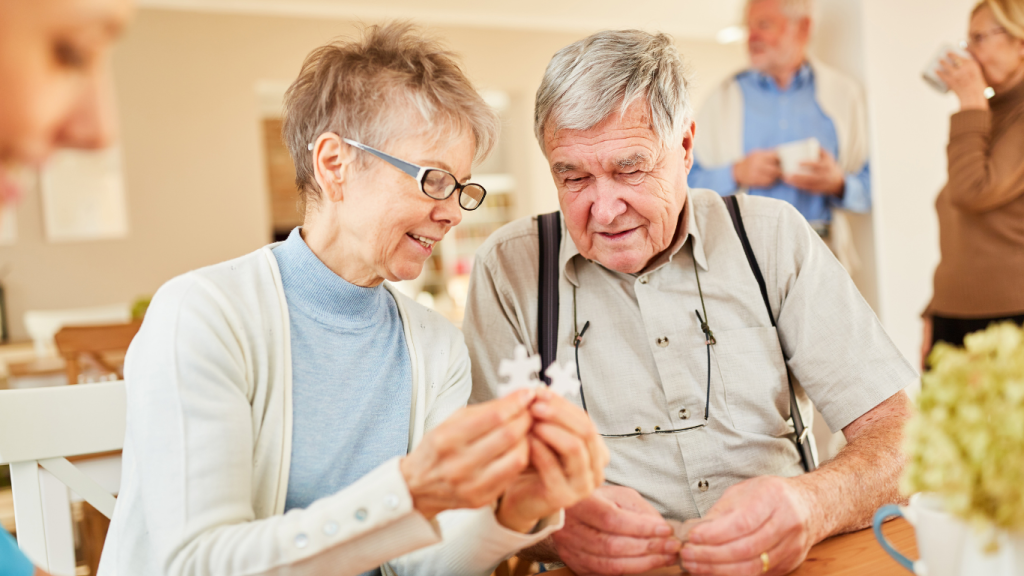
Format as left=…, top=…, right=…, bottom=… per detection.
left=873, top=504, right=925, bottom=575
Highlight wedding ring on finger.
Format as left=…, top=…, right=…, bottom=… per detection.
left=760, top=551, right=770, bottom=573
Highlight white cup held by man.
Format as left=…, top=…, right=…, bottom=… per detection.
left=776, top=137, right=821, bottom=176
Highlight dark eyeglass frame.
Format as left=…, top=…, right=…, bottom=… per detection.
left=339, top=138, right=487, bottom=211
left=967, top=27, right=1008, bottom=48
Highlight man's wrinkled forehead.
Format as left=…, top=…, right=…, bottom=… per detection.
left=543, top=101, right=661, bottom=165
left=552, top=151, right=654, bottom=174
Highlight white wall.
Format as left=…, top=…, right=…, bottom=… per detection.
left=862, top=0, right=972, bottom=367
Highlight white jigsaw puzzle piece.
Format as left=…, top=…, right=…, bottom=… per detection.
left=497, top=344, right=541, bottom=398
left=544, top=361, right=579, bottom=398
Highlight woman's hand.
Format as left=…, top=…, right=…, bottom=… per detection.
left=400, top=389, right=536, bottom=520
left=495, top=388, right=610, bottom=533
left=936, top=51, right=990, bottom=111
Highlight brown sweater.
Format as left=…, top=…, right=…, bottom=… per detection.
left=928, top=79, right=1024, bottom=318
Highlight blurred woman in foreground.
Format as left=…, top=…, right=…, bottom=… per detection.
left=0, top=1, right=133, bottom=575
left=923, top=0, right=1024, bottom=366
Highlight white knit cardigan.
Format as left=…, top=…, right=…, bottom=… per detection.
left=98, top=246, right=561, bottom=576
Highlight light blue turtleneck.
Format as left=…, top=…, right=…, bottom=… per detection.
left=273, top=228, right=412, bottom=523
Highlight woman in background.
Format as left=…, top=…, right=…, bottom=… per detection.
left=923, top=0, right=1024, bottom=366
left=0, top=1, right=133, bottom=575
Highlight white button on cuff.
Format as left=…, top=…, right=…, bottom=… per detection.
left=385, top=494, right=400, bottom=510
left=656, top=337, right=670, bottom=347
left=698, top=479, right=710, bottom=492
left=323, top=521, right=338, bottom=536
left=355, top=508, right=368, bottom=521
left=294, top=533, right=309, bottom=548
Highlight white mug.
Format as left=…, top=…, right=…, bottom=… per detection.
left=874, top=493, right=968, bottom=576
left=775, top=137, right=820, bottom=176
left=922, top=43, right=973, bottom=93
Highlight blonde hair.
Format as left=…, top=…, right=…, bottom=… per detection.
left=975, top=0, right=1024, bottom=39
left=283, top=22, right=499, bottom=204
left=534, top=30, right=694, bottom=150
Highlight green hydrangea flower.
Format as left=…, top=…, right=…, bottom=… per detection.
left=902, top=322, right=1024, bottom=535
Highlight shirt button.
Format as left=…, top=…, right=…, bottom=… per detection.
left=638, top=276, right=649, bottom=285
left=385, top=494, right=400, bottom=510
left=698, top=479, right=710, bottom=492
left=294, top=533, right=309, bottom=548
left=656, top=337, right=670, bottom=347
left=354, top=508, right=368, bottom=521
left=678, top=407, right=690, bottom=420
left=323, top=521, right=338, bottom=536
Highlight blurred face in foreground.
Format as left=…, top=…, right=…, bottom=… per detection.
left=0, top=0, right=132, bottom=202
left=543, top=100, right=696, bottom=275
left=746, top=0, right=810, bottom=79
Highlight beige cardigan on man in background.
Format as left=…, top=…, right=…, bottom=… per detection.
left=694, top=59, right=870, bottom=272
left=98, top=246, right=561, bottom=576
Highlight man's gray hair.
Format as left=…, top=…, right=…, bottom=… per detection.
left=534, top=30, right=693, bottom=150
left=745, top=0, right=815, bottom=21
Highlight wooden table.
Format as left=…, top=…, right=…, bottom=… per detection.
left=541, top=518, right=916, bottom=575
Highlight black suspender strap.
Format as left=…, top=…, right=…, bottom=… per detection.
left=723, top=195, right=817, bottom=473
left=537, top=212, right=562, bottom=385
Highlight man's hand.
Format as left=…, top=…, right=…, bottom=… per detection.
left=733, top=150, right=782, bottom=189
left=551, top=485, right=681, bottom=575
left=496, top=388, right=609, bottom=532
left=936, top=51, right=990, bottom=111
left=783, top=148, right=845, bottom=196
left=400, top=389, right=535, bottom=520
left=681, top=392, right=912, bottom=575
left=679, top=477, right=817, bottom=576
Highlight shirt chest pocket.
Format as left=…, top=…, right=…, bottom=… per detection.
left=712, top=326, right=792, bottom=437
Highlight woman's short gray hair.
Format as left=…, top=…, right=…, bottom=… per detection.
left=283, top=22, right=500, bottom=206
left=534, top=30, right=694, bottom=151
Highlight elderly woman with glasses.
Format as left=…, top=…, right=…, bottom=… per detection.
left=922, top=0, right=1024, bottom=366
left=99, top=23, right=607, bottom=576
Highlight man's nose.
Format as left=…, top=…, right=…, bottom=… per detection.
left=55, top=65, right=118, bottom=151
left=589, top=180, right=628, bottom=226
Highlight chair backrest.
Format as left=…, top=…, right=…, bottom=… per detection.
left=54, top=321, right=141, bottom=384
left=0, top=382, right=126, bottom=575
left=23, top=304, right=131, bottom=359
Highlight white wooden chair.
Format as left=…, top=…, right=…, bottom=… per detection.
left=0, top=382, right=125, bottom=575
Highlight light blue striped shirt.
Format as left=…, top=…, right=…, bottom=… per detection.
left=689, top=64, right=871, bottom=224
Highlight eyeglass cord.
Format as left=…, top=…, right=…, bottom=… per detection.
left=572, top=284, right=590, bottom=412
left=570, top=242, right=714, bottom=421
left=692, top=242, right=714, bottom=421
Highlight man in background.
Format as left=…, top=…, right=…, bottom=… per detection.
left=688, top=0, right=870, bottom=270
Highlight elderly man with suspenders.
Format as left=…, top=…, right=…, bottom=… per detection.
left=463, top=29, right=916, bottom=576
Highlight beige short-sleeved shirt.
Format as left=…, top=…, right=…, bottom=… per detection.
left=464, top=188, right=916, bottom=521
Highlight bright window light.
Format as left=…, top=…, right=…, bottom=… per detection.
left=716, top=26, right=747, bottom=44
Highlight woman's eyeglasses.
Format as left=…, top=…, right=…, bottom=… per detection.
left=308, top=137, right=487, bottom=210
left=967, top=27, right=1008, bottom=48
